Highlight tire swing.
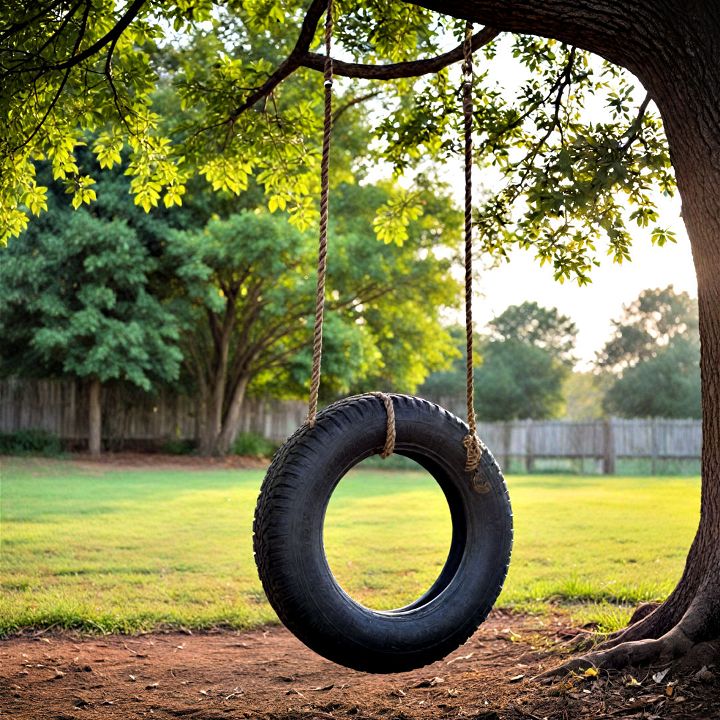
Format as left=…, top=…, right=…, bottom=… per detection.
left=253, top=5, right=513, bottom=674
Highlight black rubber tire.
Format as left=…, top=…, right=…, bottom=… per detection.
left=253, top=393, right=513, bottom=673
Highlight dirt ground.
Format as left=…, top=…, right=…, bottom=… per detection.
left=68, top=452, right=269, bottom=472
left=2, top=612, right=718, bottom=720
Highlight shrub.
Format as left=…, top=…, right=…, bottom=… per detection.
left=232, top=432, right=277, bottom=458
left=160, top=438, right=196, bottom=455
left=0, top=429, right=62, bottom=455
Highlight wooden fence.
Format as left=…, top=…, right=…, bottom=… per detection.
left=0, top=379, right=702, bottom=471
left=0, top=378, right=307, bottom=448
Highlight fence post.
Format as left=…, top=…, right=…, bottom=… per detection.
left=525, top=419, right=535, bottom=473
left=603, top=417, right=616, bottom=475
left=651, top=418, right=659, bottom=475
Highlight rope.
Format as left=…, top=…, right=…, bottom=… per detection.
left=306, top=0, right=334, bottom=427
left=305, top=7, right=477, bottom=471
left=371, top=392, right=396, bottom=458
left=304, top=1, right=396, bottom=460
left=462, top=22, right=484, bottom=472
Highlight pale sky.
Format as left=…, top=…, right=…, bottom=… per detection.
left=359, top=35, right=697, bottom=367
left=470, top=193, right=697, bottom=367
left=430, top=36, right=697, bottom=367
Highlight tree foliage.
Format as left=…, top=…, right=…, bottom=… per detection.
left=0, top=207, right=182, bottom=391
left=603, top=337, right=701, bottom=418
left=596, top=285, right=698, bottom=373
left=421, top=302, right=574, bottom=421
left=174, top=179, right=461, bottom=453
left=598, top=286, right=700, bottom=418
left=487, top=300, right=577, bottom=365
left=0, top=0, right=675, bottom=289
left=474, top=339, right=568, bottom=421
left=0, top=142, right=462, bottom=453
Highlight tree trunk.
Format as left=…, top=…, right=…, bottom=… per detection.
left=410, top=0, right=720, bottom=670
left=216, top=376, right=250, bottom=455
left=88, top=377, right=102, bottom=456
left=198, top=389, right=223, bottom=455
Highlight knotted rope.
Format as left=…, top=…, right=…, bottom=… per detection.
left=305, top=7, right=481, bottom=470
left=461, top=23, right=484, bottom=472
left=306, top=0, right=334, bottom=428
left=371, top=391, right=396, bottom=458
left=303, top=2, right=397, bottom=458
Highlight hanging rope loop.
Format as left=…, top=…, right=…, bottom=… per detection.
left=306, top=0, right=334, bottom=427
left=462, top=21, right=484, bottom=472
left=371, top=392, right=396, bottom=458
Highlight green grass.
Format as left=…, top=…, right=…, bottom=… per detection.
left=0, top=457, right=699, bottom=635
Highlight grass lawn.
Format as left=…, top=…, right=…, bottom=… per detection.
left=0, top=457, right=699, bottom=635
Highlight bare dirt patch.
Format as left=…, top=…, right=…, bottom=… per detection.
left=1, top=612, right=718, bottom=719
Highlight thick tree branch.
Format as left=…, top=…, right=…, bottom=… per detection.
left=408, top=0, right=661, bottom=74
left=229, top=21, right=498, bottom=120
left=228, top=0, right=328, bottom=120
left=300, top=26, right=499, bottom=79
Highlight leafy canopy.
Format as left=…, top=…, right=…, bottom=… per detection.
left=421, top=301, right=575, bottom=420
left=488, top=300, right=577, bottom=365
left=173, top=179, right=462, bottom=403
left=0, top=209, right=182, bottom=389
left=603, top=337, right=701, bottom=419
left=596, top=286, right=698, bottom=373
left=1, top=0, right=675, bottom=285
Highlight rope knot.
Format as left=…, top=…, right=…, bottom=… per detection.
left=371, top=392, right=396, bottom=459
left=463, top=432, right=483, bottom=472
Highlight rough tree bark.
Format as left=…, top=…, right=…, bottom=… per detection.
left=410, top=0, right=720, bottom=671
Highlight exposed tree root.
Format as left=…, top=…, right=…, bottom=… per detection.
left=539, top=625, right=695, bottom=678
left=628, top=601, right=662, bottom=626
left=596, top=597, right=686, bottom=651
left=539, top=595, right=720, bottom=678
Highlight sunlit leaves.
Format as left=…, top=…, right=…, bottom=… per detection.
left=69, top=176, right=97, bottom=209
left=200, top=157, right=253, bottom=194
left=0, top=0, right=678, bottom=283
left=373, top=189, right=423, bottom=245
left=93, top=133, right=124, bottom=170
left=650, top=227, right=677, bottom=246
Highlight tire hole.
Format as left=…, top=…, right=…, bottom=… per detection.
left=322, top=457, right=453, bottom=611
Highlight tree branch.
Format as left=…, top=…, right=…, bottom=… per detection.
left=300, top=26, right=499, bottom=79
left=228, top=20, right=498, bottom=120
left=407, top=0, right=659, bottom=73
left=333, top=90, right=382, bottom=123
left=227, top=0, right=328, bottom=120
left=619, top=92, right=651, bottom=154
left=20, top=0, right=146, bottom=74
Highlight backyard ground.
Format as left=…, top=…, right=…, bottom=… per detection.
left=2, top=611, right=719, bottom=719
left=1, top=456, right=717, bottom=719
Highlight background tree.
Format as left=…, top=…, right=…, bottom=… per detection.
left=0, top=211, right=182, bottom=455
left=597, top=286, right=700, bottom=419
left=174, top=180, right=460, bottom=455
left=474, top=339, right=567, bottom=421
left=603, top=337, right=701, bottom=419
left=421, top=302, right=576, bottom=420
left=488, top=301, right=578, bottom=365
left=596, top=286, right=698, bottom=373
left=2, top=0, right=720, bottom=671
